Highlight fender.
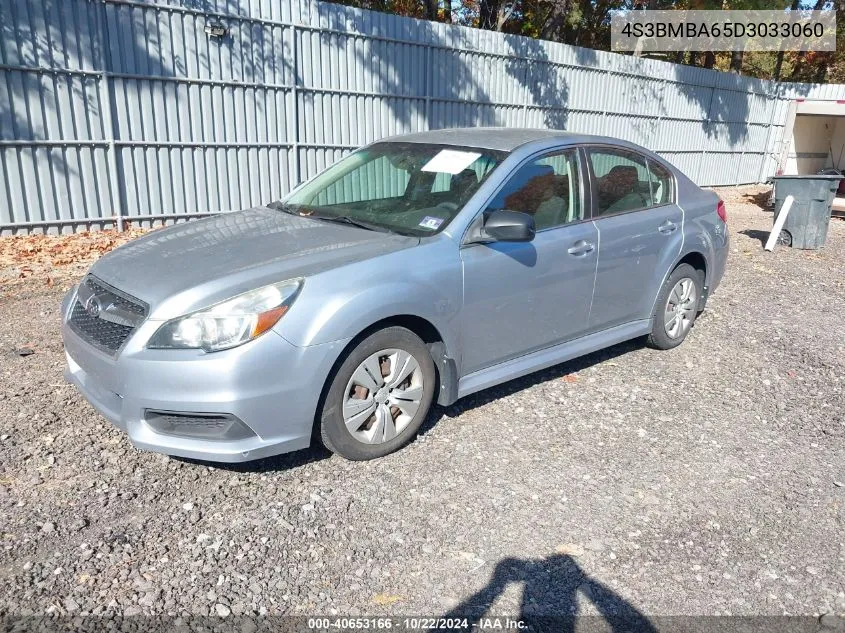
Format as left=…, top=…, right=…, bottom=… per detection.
left=300, top=286, right=460, bottom=349
left=646, top=218, right=715, bottom=318
left=276, top=237, right=464, bottom=355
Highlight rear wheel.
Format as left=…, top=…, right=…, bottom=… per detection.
left=646, top=263, right=703, bottom=350
left=319, top=327, right=436, bottom=460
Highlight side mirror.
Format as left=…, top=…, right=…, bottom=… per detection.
left=483, top=209, right=536, bottom=243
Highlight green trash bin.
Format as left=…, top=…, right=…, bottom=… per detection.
left=771, top=175, right=841, bottom=249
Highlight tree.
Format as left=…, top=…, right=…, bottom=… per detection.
left=478, top=0, right=518, bottom=30
left=324, top=0, right=843, bottom=83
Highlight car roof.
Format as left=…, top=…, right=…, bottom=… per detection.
left=378, top=127, right=646, bottom=153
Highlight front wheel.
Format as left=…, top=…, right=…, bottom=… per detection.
left=646, top=264, right=703, bottom=350
left=318, top=326, right=436, bottom=460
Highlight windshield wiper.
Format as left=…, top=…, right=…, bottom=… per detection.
left=269, top=202, right=391, bottom=233
left=307, top=214, right=391, bottom=233
left=267, top=200, right=299, bottom=215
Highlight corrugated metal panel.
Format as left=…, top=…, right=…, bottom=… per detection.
left=2, top=0, right=843, bottom=233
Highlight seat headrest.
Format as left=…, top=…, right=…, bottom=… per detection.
left=509, top=164, right=554, bottom=191
left=604, top=165, right=638, bottom=187
left=488, top=164, right=555, bottom=212
left=552, top=174, right=570, bottom=197
left=502, top=164, right=556, bottom=214
left=451, top=169, right=479, bottom=188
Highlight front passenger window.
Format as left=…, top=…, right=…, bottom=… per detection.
left=486, top=150, right=582, bottom=231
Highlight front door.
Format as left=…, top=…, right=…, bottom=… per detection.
left=459, top=148, right=599, bottom=376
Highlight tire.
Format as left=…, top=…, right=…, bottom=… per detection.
left=318, top=326, right=436, bottom=460
left=646, top=263, right=704, bottom=350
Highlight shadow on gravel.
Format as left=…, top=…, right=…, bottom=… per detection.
left=424, top=339, right=644, bottom=430
left=739, top=229, right=772, bottom=248
left=439, top=553, right=656, bottom=632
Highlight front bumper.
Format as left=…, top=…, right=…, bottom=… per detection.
left=61, top=289, right=350, bottom=463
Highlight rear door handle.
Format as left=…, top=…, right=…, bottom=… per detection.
left=567, top=240, right=595, bottom=256
left=658, top=220, right=678, bottom=234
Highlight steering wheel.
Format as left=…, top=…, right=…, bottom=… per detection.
left=436, top=202, right=458, bottom=211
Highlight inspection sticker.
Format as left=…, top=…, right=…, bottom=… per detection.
left=418, top=216, right=444, bottom=230
left=421, top=150, right=481, bottom=174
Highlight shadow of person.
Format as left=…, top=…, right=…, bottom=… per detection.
left=439, top=554, right=657, bottom=633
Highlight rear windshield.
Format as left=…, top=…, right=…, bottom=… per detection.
left=281, top=142, right=508, bottom=236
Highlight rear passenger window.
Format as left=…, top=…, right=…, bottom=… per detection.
left=487, top=149, right=581, bottom=231
left=588, top=148, right=655, bottom=216
left=647, top=159, right=674, bottom=205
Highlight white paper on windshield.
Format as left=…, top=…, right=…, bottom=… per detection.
left=421, top=150, right=481, bottom=175
left=418, top=216, right=444, bottom=230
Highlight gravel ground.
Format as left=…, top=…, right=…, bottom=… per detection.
left=0, top=187, right=843, bottom=621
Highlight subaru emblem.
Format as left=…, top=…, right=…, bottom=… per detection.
left=84, top=295, right=102, bottom=318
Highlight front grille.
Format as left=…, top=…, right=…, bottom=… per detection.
left=85, top=277, right=146, bottom=317
left=68, top=276, right=148, bottom=354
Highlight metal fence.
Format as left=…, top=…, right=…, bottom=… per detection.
left=1, top=0, right=843, bottom=234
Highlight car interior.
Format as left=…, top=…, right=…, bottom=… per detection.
left=302, top=156, right=501, bottom=234
left=487, top=159, right=580, bottom=230
left=303, top=146, right=667, bottom=234
left=595, top=165, right=652, bottom=215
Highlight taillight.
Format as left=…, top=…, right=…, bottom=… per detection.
left=716, top=199, right=727, bottom=223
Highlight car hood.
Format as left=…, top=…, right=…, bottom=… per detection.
left=89, top=207, right=419, bottom=318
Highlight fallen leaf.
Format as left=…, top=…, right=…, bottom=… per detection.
left=562, top=374, right=578, bottom=383
left=372, top=593, right=402, bottom=606
left=555, top=543, right=585, bottom=556
left=0, top=227, right=152, bottom=288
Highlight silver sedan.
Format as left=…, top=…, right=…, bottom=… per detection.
left=61, top=128, right=728, bottom=462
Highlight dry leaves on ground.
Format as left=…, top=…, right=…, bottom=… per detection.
left=0, top=228, right=150, bottom=293
left=709, top=184, right=772, bottom=208
left=1, top=228, right=149, bottom=269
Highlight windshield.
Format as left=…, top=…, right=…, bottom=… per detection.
left=281, top=142, right=508, bottom=236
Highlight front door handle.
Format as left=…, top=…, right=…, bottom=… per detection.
left=567, top=240, right=595, bottom=256
left=658, top=220, right=678, bottom=234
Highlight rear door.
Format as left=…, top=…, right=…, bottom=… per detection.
left=586, top=147, right=683, bottom=332
left=459, top=148, right=598, bottom=375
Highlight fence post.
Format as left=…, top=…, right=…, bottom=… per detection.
left=291, top=22, right=301, bottom=188
left=758, top=89, right=780, bottom=184
left=424, top=43, right=432, bottom=130
left=521, top=59, right=529, bottom=127
left=696, top=84, right=716, bottom=185
left=94, top=0, right=123, bottom=231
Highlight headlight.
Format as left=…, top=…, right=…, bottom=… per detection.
left=147, top=279, right=303, bottom=352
